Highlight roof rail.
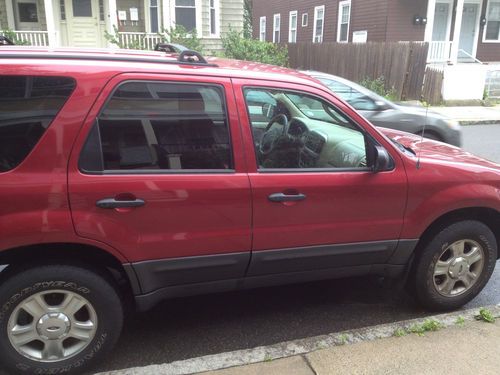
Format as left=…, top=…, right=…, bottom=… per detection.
left=0, top=49, right=218, bottom=67
left=154, top=42, right=188, bottom=53
left=0, top=35, right=15, bottom=45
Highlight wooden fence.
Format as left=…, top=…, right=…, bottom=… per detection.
left=421, top=66, right=444, bottom=105
left=287, top=42, right=429, bottom=101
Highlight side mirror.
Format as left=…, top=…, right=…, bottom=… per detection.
left=373, top=145, right=392, bottom=172
left=374, top=100, right=390, bottom=111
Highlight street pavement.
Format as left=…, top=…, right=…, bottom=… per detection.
left=92, top=124, right=500, bottom=374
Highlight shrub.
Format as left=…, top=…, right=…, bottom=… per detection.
left=1, top=29, right=30, bottom=45
left=221, top=30, right=288, bottom=66
left=359, top=76, right=398, bottom=101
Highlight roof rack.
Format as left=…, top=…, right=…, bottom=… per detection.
left=0, top=48, right=218, bottom=67
left=0, top=35, right=15, bottom=45
left=154, top=42, right=188, bottom=53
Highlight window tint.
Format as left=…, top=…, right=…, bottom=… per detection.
left=0, top=75, right=75, bottom=172
left=244, top=88, right=368, bottom=170
left=80, top=82, right=232, bottom=172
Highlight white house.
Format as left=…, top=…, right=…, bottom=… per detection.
left=0, top=0, right=243, bottom=49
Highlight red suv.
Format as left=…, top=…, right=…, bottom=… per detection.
left=0, top=47, right=499, bottom=374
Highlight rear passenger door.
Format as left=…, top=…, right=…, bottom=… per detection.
left=68, top=74, right=251, bottom=294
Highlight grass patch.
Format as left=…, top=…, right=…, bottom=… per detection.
left=408, top=319, right=443, bottom=336
left=338, top=334, right=348, bottom=345
left=393, top=328, right=407, bottom=337
left=455, top=316, right=465, bottom=326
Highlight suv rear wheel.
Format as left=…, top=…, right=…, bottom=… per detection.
left=413, top=220, right=497, bottom=311
left=0, top=264, right=123, bottom=374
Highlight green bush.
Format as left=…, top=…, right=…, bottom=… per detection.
left=221, top=30, right=288, bottom=66
left=359, top=76, right=398, bottom=101
left=104, top=25, right=203, bottom=52
left=1, top=29, right=30, bottom=45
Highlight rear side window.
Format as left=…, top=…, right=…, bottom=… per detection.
left=80, top=81, right=233, bottom=172
left=0, top=75, right=76, bottom=172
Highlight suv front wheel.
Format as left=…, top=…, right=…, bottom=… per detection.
left=0, top=264, right=123, bottom=374
left=413, top=220, right=497, bottom=311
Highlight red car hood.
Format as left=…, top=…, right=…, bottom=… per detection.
left=379, top=128, right=500, bottom=170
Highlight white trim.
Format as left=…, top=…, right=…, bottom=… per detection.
left=6, top=0, right=16, bottom=29
left=426, top=0, right=454, bottom=42
left=273, top=13, right=280, bottom=43
left=482, top=0, right=500, bottom=43
left=465, top=0, right=483, bottom=60
left=107, top=0, right=118, bottom=47
left=162, top=0, right=171, bottom=32
left=259, top=16, right=266, bottom=41
left=424, top=0, right=437, bottom=41
left=43, top=0, right=57, bottom=46
left=337, top=0, right=351, bottom=43
left=301, top=12, right=308, bottom=27
left=450, top=0, right=465, bottom=63
left=208, top=0, right=220, bottom=37
left=288, top=10, right=297, bottom=43
left=312, top=5, right=324, bottom=43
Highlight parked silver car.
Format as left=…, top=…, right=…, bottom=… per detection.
left=305, top=71, right=462, bottom=147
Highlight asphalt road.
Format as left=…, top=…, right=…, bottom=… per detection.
left=91, top=124, right=500, bottom=373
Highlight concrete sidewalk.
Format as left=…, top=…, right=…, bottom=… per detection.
left=429, top=105, right=500, bottom=125
left=98, top=305, right=500, bottom=375
left=203, top=319, right=500, bottom=375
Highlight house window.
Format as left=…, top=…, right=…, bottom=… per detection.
left=209, top=0, right=219, bottom=35
left=338, top=0, right=351, bottom=42
left=273, top=13, right=281, bottom=43
left=313, top=6, right=325, bottom=43
left=17, top=2, right=38, bottom=22
left=150, top=0, right=159, bottom=33
left=485, top=1, right=500, bottom=41
left=260, top=16, right=266, bottom=41
left=99, top=0, right=105, bottom=21
left=302, top=13, right=308, bottom=27
left=72, top=0, right=92, bottom=17
left=59, top=0, right=66, bottom=20
left=289, top=11, right=298, bottom=43
left=175, top=0, right=196, bottom=31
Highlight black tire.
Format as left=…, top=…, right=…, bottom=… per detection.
left=413, top=220, right=497, bottom=311
left=0, top=265, right=123, bottom=374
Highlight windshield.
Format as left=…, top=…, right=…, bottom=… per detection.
left=285, top=93, right=352, bottom=126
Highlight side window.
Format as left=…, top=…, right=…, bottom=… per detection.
left=80, top=81, right=232, bottom=172
left=244, top=88, right=369, bottom=170
left=0, top=75, right=76, bottom=172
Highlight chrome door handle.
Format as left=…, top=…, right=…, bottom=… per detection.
left=96, top=198, right=145, bottom=209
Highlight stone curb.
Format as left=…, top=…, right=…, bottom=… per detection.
left=459, top=120, right=500, bottom=126
left=95, top=304, right=500, bottom=375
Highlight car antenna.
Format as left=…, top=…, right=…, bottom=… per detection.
left=416, top=98, right=429, bottom=170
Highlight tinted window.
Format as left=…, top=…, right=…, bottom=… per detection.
left=80, top=82, right=232, bottom=172
left=0, top=75, right=75, bottom=172
left=244, top=88, right=368, bottom=170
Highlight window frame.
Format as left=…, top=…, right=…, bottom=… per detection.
left=171, top=0, right=202, bottom=34
left=259, top=16, right=266, bottom=41
left=148, top=0, right=160, bottom=33
left=289, top=10, right=298, bottom=43
left=208, top=0, right=220, bottom=37
left=273, top=13, right=281, bottom=43
left=241, top=85, right=380, bottom=174
left=337, top=0, right=351, bottom=43
left=302, top=13, right=308, bottom=27
left=312, top=5, right=325, bottom=43
left=79, top=80, right=235, bottom=175
left=483, top=0, right=500, bottom=43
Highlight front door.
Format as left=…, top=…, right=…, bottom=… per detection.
left=68, top=74, right=252, bottom=293
left=458, top=3, right=480, bottom=60
left=233, top=79, right=408, bottom=277
left=432, top=2, right=451, bottom=41
left=65, top=0, right=102, bottom=47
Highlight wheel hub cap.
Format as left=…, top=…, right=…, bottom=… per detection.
left=37, top=313, right=70, bottom=340
left=448, top=257, right=470, bottom=279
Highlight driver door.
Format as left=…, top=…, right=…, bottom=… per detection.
left=233, top=79, right=408, bottom=276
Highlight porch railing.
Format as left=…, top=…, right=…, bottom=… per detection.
left=118, top=32, right=163, bottom=50
left=0, top=30, right=51, bottom=46
left=427, top=41, right=453, bottom=63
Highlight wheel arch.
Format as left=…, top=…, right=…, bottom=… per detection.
left=0, top=243, right=140, bottom=302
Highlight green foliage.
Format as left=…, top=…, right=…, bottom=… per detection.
left=477, top=308, right=495, bottom=323
left=359, top=76, right=398, bottom=101
left=337, top=334, right=348, bottom=345
left=221, top=30, right=288, bottom=66
left=104, top=25, right=203, bottom=52
left=455, top=316, right=465, bottom=326
left=393, top=328, right=407, bottom=337
left=408, top=319, right=443, bottom=336
left=1, top=29, right=30, bottom=45
left=243, top=0, right=253, bottom=39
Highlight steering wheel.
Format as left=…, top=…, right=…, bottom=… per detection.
left=259, top=114, right=289, bottom=155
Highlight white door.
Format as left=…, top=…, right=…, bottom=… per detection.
left=432, top=2, right=451, bottom=41
left=14, top=0, right=42, bottom=31
left=66, top=0, right=102, bottom=47
left=458, top=3, right=479, bottom=60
